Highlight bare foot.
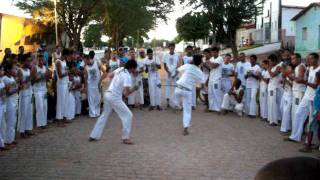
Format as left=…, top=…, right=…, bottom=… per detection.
left=122, top=139, right=134, bottom=145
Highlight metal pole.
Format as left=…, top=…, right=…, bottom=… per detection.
left=54, top=0, right=58, bottom=46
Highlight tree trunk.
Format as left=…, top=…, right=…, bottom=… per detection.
left=193, top=39, right=196, bottom=48
left=228, top=32, right=239, bottom=59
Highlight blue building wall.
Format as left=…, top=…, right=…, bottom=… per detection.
left=294, top=6, right=320, bottom=57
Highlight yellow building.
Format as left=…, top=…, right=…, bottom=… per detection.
left=0, top=12, right=46, bottom=61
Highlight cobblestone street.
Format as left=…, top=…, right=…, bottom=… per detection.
left=0, top=105, right=318, bottom=180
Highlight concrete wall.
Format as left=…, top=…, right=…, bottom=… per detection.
left=282, top=7, right=303, bottom=36
left=295, top=6, right=320, bottom=57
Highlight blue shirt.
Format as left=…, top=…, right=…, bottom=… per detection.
left=313, top=86, right=320, bottom=114
left=119, top=56, right=128, bottom=64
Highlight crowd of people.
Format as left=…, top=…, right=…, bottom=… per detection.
left=0, top=43, right=319, bottom=152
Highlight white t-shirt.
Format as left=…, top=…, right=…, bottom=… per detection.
left=260, top=70, right=270, bottom=91
left=209, top=56, right=223, bottom=82
left=221, top=63, right=234, bottom=79
left=163, top=53, right=180, bottom=74
left=245, top=64, right=261, bottom=89
left=292, top=63, right=307, bottom=94
left=268, top=63, right=282, bottom=90
left=303, top=66, right=320, bottom=101
left=0, top=77, right=5, bottom=102
left=145, top=57, right=161, bottom=77
left=177, top=64, right=203, bottom=90
left=235, top=61, right=251, bottom=85
left=182, top=55, right=193, bottom=64
left=2, top=76, right=18, bottom=97
left=107, top=67, right=132, bottom=98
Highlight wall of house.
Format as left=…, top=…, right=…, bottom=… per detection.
left=295, top=6, right=320, bottom=57
left=282, top=7, right=303, bottom=36
left=0, top=14, right=40, bottom=60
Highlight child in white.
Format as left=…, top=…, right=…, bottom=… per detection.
left=3, top=62, right=18, bottom=145
left=244, top=55, right=261, bottom=117
left=65, top=73, right=76, bottom=121
left=267, top=55, right=282, bottom=125
left=288, top=53, right=320, bottom=142
left=221, top=79, right=244, bottom=116
left=174, top=55, right=203, bottom=135
left=221, top=54, right=234, bottom=95
left=235, top=53, right=251, bottom=87
left=89, top=60, right=139, bottom=144
left=73, top=71, right=82, bottom=116
left=32, top=55, right=48, bottom=128
left=259, top=60, right=270, bottom=120
left=145, top=48, right=162, bottom=110
left=85, top=56, right=102, bottom=118
left=280, top=65, right=293, bottom=133
left=207, top=47, right=223, bottom=112
left=164, top=44, right=180, bottom=107
left=128, top=56, right=145, bottom=107
left=18, top=54, right=33, bottom=136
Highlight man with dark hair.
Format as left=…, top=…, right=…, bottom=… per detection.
left=174, top=54, right=203, bottom=135
left=118, top=47, right=129, bottom=65
left=235, top=52, right=250, bottom=87
left=17, top=46, right=24, bottom=62
left=89, top=60, right=139, bottom=144
left=221, top=53, right=234, bottom=95
left=287, top=53, right=320, bottom=142
left=255, top=157, right=320, bottom=180
left=201, top=48, right=212, bottom=111
left=1, top=48, right=12, bottom=67
left=163, top=43, right=181, bottom=108
left=281, top=48, right=292, bottom=66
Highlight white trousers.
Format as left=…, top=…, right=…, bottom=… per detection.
left=74, top=90, right=82, bottom=115
left=65, top=91, right=75, bottom=120
left=165, top=75, right=177, bottom=101
left=259, top=88, right=268, bottom=119
left=291, top=91, right=304, bottom=124
left=277, top=88, right=284, bottom=120
left=34, top=90, right=48, bottom=127
left=289, top=98, right=313, bottom=142
left=267, top=88, right=278, bottom=124
left=245, top=88, right=258, bottom=116
left=90, top=92, right=133, bottom=140
left=88, top=87, right=101, bottom=117
left=221, top=93, right=244, bottom=115
left=280, top=92, right=292, bottom=132
left=192, top=86, right=196, bottom=107
left=221, top=78, right=232, bottom=95
left=18, top=92, right=33, bottom=133
left=5, top=95, right=17, bottom=144
left=56, top=83, right=68, bottom=120
left=174, top=88, right=192, bottom=128
left=208, top=80, right=222, bottom=112
left=128, top=85, right=144, bottom=105
left=148, top=74, right=161, bottom=106
left=0, top=102, right=5, bottom=147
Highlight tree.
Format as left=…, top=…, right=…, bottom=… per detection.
left=16, top=0, right=102, bottom=50
left=176, top=12, right=210, bottom=47
left=182, top=0, right=264, bottom=57
left=83, top=24, right=104, bottom=48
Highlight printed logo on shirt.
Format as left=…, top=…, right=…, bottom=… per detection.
left=240, top=66, right=244, bottom=74
left=295, top=98, right=299, bottom=105
left=270, top=90, right=274, bottom=96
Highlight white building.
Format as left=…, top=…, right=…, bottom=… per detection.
left=254, top=0, right=304, bottom=49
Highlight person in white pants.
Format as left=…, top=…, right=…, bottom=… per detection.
left=181, top=45, right=197, bottom=108
left=290, top=53, right=306, bottom=129
left=235, top=53, right=251, bottom=88
left=174, top=54, right=203, bottom=135
left=17, top=53, right=34, bottom=138
left=145, top=48, right=162, bottom=111
left=89, top=60, right=139, bottom=144
left=221, top=78, right=244, bottom=116
left=201, top=48, right=212, bottom=111
left=56, top=49, right=70, bottom=127
left=84, top=55, right=107, bottom=118
left=206, top=47, right=224, bottom=112
left=259, top=60, right=270, bottom=121
left=221, top=54, right=234, bottom=95
left=128, top=49, right=144, bottom=108
left=267, top=54, right=282, bottom=126
left=31, top=55, right=50, bottom=129
left=0, top=67, right=7, bottom=151
left=3, top=61, right=18, bottom=146
left=73, top=72, right=82, bottom=116
left=244, top=55, right=261, bottom=117
left=287, top=53, right=320, bottom=142
left=164, top=43, right=180, bottom=108
left=280, top=65, right=293, bottom=133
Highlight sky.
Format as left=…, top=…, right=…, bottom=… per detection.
left=1, top=0, right=319, bottom=41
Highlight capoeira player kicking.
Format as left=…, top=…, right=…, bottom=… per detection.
left=89, top=60, right=139, bottom=144
left=174, top=54, right=204, bottom=136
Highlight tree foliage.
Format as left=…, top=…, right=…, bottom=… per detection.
left=181, top=0, right=264, bottom=57
left=176, top=12, right=210, bottom=47
left=83, top=24, right=105, bottom=48
left=16, top=0, right=102, bottom=50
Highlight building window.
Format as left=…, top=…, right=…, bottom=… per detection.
left=302, top=27, right=307, bottom=41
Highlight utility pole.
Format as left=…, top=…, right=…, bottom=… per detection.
left=54, top=0, right=58, bottom=46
